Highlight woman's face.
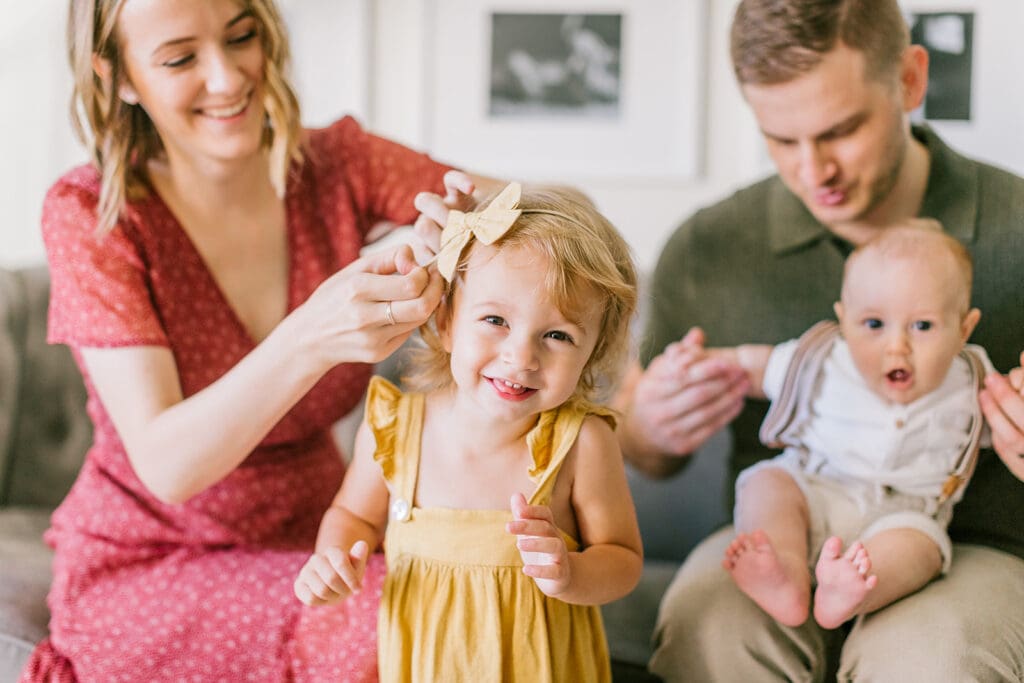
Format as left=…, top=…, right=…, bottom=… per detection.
left=114, top=0, right=267, bottom=170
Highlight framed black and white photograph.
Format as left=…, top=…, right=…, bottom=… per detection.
left=910, top=11, right=973, bottom=120
left=902, top=0, right=1024, bottom=175
left=489, top=13, right=622, bottom=118
left=422, top=0, right=706, bottom=182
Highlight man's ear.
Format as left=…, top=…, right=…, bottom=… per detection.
left=961, top=307, right=982, bottom=343
left=899, top=44, right=929, bottom=113
left=92, top=53, right=139, bottom=104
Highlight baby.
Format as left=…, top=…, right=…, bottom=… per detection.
left=719, top=221, right=991, bottom=629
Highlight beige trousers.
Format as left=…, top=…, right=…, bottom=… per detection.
left=649, top=526, right=1024, bottom=683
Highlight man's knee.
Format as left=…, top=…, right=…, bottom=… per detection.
left=839, top=545, right=1024, bottom=682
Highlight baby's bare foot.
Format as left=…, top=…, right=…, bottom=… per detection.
left=722, top=530, right=809, bottom=626
left=813, top=537, right=878, bottom=629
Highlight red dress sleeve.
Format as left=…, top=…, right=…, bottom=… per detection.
left=306, top=116, right=453, bottom=239
left=42, top=167, right=169, bottom=349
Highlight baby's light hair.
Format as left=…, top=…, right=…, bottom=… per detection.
left=842, top=218, right=974, bottom=313
left=406, top=185, right=638, bottom=404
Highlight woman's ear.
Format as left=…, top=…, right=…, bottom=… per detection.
left=92, top=53, right=139, bottom=105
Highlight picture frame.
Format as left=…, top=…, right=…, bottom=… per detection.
left=901, top=0, right=1024, bottom=176
left=420, top=0, right=707, bottom=182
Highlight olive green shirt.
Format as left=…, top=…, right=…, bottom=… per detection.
left=642, top=125, right=1024, bottom=559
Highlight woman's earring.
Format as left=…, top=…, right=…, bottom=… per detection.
left=118, top=86, right=139, bottom=105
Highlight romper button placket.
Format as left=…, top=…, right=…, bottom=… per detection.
left=391, top=498, right=411, bottom=522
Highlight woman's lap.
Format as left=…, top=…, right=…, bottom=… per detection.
left=32, top=546, right=384, bottom=683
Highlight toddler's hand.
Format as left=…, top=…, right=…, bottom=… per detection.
left=506, top=493, right=571, bottom=597
left=293, top=540, right=369, bottom=606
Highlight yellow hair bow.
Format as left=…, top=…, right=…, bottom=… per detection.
left=436, top=182, right=522, bottom=281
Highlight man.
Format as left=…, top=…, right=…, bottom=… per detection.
left=615, top=0, right=1024, bottom=679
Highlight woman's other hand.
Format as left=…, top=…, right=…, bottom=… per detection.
left=411, top=170, right=478, bottom=260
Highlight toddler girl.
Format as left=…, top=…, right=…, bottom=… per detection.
left=295, top=182, right=642, bottom=682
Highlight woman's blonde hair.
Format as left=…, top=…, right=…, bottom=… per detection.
left=407, top=185, right=638, bottom=404
left=67, top=0, right=302, bottom=234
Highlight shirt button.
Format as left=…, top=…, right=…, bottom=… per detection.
left=390, top=498, right=411, bottom=522
left=895, top=419, right=905, bottom=429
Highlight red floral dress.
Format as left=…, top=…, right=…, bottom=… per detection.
left=20, top=117, right=450, bottom=683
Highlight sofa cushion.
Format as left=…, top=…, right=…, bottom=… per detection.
left=0, top=506, right=54, bottom=680
left=0, top=266, right=91, bottom=508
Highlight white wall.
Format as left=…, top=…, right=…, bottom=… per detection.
left=4, top=0, right=1022, bottom=271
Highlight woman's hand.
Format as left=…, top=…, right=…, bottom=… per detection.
left=294, top=540, right=370, bottom=606
left=507, top=493, right=572, bottom=597
left=285, top=243, right=443, bottom=371
left=411, top=170, right=478, bottom=260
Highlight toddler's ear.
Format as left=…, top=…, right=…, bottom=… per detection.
left=435, top=299, right=454, bottom=352
left=833, top=301, right=845, bottom=323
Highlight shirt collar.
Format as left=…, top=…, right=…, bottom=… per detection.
left=767, top=124, right=978, bottom=255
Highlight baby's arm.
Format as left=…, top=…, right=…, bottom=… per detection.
left=508, top=416, right=643, bottom=605
left=294, top=420, right=389, bottom=606
left=708, top=344, right=774, bottom=399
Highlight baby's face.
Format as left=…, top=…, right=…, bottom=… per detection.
left=835, top=251, right=978, bottom=405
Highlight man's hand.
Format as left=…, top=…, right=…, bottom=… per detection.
left=979, top=350, right=1024, bottom=481
left=617, top=327, right=749, bottom=478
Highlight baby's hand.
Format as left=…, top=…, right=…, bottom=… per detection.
left=506, top=493, right=571, bottom=597
left=293, top=540, right=369, bottom=606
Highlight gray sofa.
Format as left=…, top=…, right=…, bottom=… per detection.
left=0, top=264, right=729, bottom=681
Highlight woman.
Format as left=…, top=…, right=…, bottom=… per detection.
left=22, top=1, right=493, bottom=680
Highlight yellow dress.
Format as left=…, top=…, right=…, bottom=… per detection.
left=366, top=377, right=614, bottom=683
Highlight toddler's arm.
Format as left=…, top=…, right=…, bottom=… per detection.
left=508, top=416, right=643, bottom=605
left=294, top=420, right=389, bottom=606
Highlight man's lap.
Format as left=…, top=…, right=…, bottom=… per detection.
left=651, top=527, right=1024, bottom=682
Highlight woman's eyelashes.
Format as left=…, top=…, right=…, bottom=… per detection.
left=161, top=29, right=257, bottom=69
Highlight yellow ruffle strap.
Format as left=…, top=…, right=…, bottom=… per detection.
left=366, top=375, right=403, bottom=485
left=525, top=399, right=617, bottom=490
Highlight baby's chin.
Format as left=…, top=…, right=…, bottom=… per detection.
left=872, top=379, right=939, bottom=406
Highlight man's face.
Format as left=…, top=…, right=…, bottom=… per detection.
left=742, top=44, right=912, bottom=228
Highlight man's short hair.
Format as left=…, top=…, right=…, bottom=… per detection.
left=730, top=0, right=910, bottom=85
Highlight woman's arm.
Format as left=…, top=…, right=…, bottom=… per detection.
left=82, top=246, right=441, bottom=504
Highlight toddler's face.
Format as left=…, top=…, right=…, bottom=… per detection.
left=440, top=243, right=601, bottom=424
left=835, top=251, right=979, bottom=405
